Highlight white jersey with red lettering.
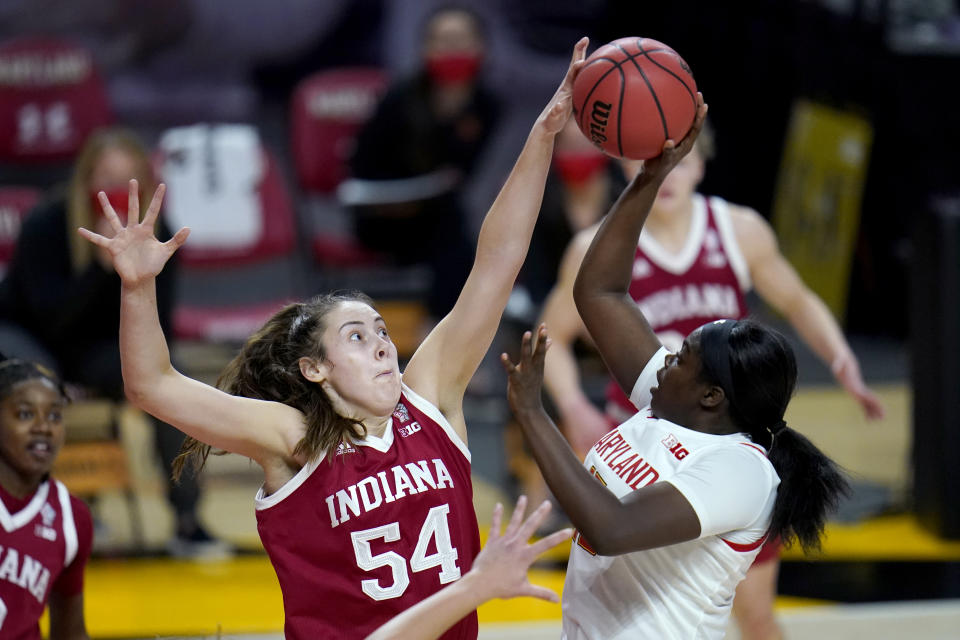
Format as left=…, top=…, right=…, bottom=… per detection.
left=255, top=382, right=480, bottom=640
left=562, top=348, right=780, bottom=640
left=605, top=194, right=751, bottom=424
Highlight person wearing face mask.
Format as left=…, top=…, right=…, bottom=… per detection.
left=346, top=4, right=500, bottom=322
left=0, top=127, right=227, bottom=559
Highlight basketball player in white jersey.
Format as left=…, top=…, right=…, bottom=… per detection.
left=539, top=120, right=883, bottom=639
left=501, top=101, right=848, bottom=639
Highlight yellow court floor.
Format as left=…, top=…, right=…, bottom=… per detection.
left=54, top=511, right=960, bottom=639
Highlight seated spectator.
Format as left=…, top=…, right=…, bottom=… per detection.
left=0, top=127, right=228, bottom=558
left=344, top=4, right=500, bottom=320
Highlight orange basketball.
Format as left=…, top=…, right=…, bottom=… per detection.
left=572, top=37, right=697, bottom=160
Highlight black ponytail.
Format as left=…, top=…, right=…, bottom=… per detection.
left=766, top=426, right=848, bottom=551
left=699, top=319, right=849, bottom=552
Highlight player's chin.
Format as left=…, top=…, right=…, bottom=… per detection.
left=649, top=389, right=661, bottom=411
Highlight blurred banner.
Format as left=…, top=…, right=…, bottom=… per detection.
left=771, top=100, right=872, bottom=322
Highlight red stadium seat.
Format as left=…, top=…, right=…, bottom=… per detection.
left=0, top=186, right=41, bottom=277
left=157, top=124, right=301, bottom=343
left=0, top=37, right=113, bottom=164
left=291, top=67, right=387, bottom=193
left=290, top=67, right=388, bottom=267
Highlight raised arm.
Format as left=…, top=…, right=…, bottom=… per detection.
left=734, top=207, right=885, bottom=419
left=572, top=97, right=708, bottom=395
left=540, top=226, right=611, bottom=453
left=403, top=38, right=589, bottom=434
left=78, top=181, right=303, bottom=471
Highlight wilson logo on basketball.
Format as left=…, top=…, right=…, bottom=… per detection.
left=589, top=100, right=612, bottom=145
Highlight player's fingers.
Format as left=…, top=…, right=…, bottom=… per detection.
left=571, top=37, right=588, bottom=66
left=506, top=495, right=528, bottom=535
left=97, top=191, right=125, bottom=233
left=519, top=330, right=534, bottom=362
left=530, top=528, right=574, bottom=556
left=533, top=326, right=550, bottom=365
left=163, top=226, right=191, bottom=253
left=144, top=183, right=166, bottom=227
left=489, top=502, right=504, bottom=541
left=77, top=226, right=110, bottom=247
left=517, top=499, right=552, bottom=541
left=499, top=352, right=517, bottom=374
left=127, top=179, right=141, bottom=225
left=522, top=584, right=560, bottom=603
left=533, top=323, right=548, bottom=350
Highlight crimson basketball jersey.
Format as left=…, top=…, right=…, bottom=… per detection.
left=605, top=195, right=751, bottom=423
left=0, top=479, right=93, bottom=640
left=255, top=383, right=480, bottom=639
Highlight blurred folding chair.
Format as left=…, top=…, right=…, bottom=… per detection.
left=290, top=67, right=388, bottom=267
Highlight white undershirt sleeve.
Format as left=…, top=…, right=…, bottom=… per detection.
left=665, top=445, right=779, bottom=538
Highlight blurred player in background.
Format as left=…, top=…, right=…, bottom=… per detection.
left=0, top=128, right=223, bottom=559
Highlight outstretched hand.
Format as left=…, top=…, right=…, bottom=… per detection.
left=832, top=352, right=886, bottom=420
left=638, top=92, right=709, bottom=183
left=500, top=324, right=551, bottom=417
left=78, top=179, right=189, bottom=286
left=538, top=37, right=590, bottom=134
left=472, top=496, right=573, bottom=603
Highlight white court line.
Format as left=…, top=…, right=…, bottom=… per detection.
left=137, top=599, right=960, bottom=640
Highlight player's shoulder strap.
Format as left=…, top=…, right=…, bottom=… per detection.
left=400, top=383, right=471, bottom=463
left=53, top=479, right=79, bottom=567
left=706, top=195, right=752, bottom=292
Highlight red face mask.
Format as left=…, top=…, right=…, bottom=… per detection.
left=425, top=53, right=481, bottom=86
left=91, top=188, right=129, bottom=224
left=553, top=151, right=609, bottom=186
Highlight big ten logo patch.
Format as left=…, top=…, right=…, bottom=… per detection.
left=392, top=403, right=421, bottom=438
left=660, top=434, right=689, bottom=460
left=398, top=421, right=421, bottom=438
left=574, top=466, right=607, bottom=556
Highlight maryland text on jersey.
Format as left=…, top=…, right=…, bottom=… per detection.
left=592, top=429, right=660, bottom=489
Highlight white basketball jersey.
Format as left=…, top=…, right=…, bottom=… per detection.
left=562, top=348, right=780, bottom=640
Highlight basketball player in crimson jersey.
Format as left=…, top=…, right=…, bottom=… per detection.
left=539, top=123, right=884, bottom=640
left=0, top=358, right=93, bottom=640
left=78, top=39, right=591, bottom=640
